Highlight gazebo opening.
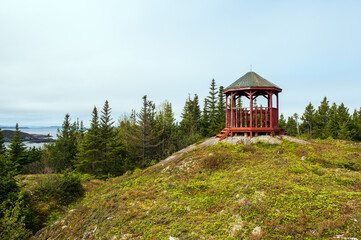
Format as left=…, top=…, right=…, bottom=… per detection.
left=216, top=71, right=285, bottom=140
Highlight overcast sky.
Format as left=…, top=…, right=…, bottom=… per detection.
left=1, top=0, right=361, bottom=127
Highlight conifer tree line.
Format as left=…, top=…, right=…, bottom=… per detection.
left=1, top=84, right=361, bottom=179
left=280, top=97, right=361, bottom=141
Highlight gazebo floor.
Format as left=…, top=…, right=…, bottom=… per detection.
left=216, top=127, right=286, bottom=141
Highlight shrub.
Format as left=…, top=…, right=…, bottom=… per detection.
left=34, top=171, right=84, bottom=205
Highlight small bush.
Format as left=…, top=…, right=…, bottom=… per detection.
left=34, top=172, right=84, bottom=205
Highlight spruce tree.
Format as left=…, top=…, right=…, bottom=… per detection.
left=350, top=109, right=361, bottom=141
left=313, top=97, right=330, bottom=139
left=326, top=103, right=339, bottom=139
left=293, top=113, right=299, bottom=136
left=201, top=99, right=210, bottom=136
left=8, top=123, right=27, bottom=172
left=0, top=128, right=5, bottom=155
left=129, top=95, right=163, bottom=167
left=286, top=116, right=297, bottom=136
left=180, top=94, right=201, bottom=135
left=205, top=79, right=221, bottom=136
left=155, top=101, right=177, bottom=159
left=216, top=86, right=226, bottom=131
left=279, top=114, right=286, bottom=129
left=49, top=114, right=78, bottom=172
left=179, top=94, right=202, bottom=147
left=301, top=103, right=315, bottom=138
left=336, top=103, right=351, bottom=140
left=75, top=107, right=102, bottom=175
left=99, top=100, right=125, bottom=175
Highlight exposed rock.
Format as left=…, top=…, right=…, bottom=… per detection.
left=252, top=226, right=262, bottom=237
left=300, top=156, right=307, bottom=161
left=278, top=135, right=310, bottom=144
left=230, top=224, right=243, bottom=236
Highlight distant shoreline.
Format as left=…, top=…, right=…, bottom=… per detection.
left=1, top=129, right=56, bottom=143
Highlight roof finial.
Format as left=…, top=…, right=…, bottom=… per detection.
left=250, top=64, right=252, bottom=72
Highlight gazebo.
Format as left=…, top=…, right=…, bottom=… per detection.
left=216, top=71, right=284, bottom=140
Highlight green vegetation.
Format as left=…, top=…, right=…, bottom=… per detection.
left=0, top=78, right=360, bottom=238
left=283, top=97, right=361, bottom=141
left=32, top=138, right=361, bottom=239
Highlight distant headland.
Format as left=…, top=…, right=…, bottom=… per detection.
left=1, top=129, right=55, bottom=143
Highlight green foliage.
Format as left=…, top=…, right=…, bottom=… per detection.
left=201, top=79, right=226, bottom=137
left=301, top=102, right=315, bottom=138
left=0, top=155, right=18, bottom=205
left=0, top=128, right=6, bottom=155
left=75, top=101, right=126, bottom=177
left=285, top=98, right=359, bottom=142
left=41, top=114, right=79, bottom=173
left=33, top=172, right=84, bottom=206
left=180, top=94, right=201, bottom=136
left=0, top=156, right=39, bottom=237
left=31, top=139, right=361, bottom=239
left=8, top=123, right=27, bottom=172
left=285, top=116, right=297, bottom=136
left=0, top=199, right=32, bottom=240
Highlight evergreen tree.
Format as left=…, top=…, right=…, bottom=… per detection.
left=216, top=86, right=226, bottom=131
left=8, top=123, right=27, bottom=172
left=313, top=97, right=330, bottom=139
left=99, top=100, right=125, bottom=175
left=0, top=154, right=18, bottom=204
left=336, top=103, right=351, bottom=140
left=207, top=79, right=218, bottom=126
left=127, top=96, right=163, bottom=167
left=301, top=103, right=315, bottom=138
left=48, top=114, right=78, bottom=172
left=293, top=113, right=299, bottom=136
left=180, top=94, right=201, bottom=135
left=236, top=97, right=243, bottom=108
left=155, top=101, right=177, bottom=159
left=75, top=107, right=102, bottom=175
left=326, top=103, right=339, bottom=139
left=286, top=116, right=297, bottom=136
left=201, top=98, right=210, bottom=136
left=179, top=94, right=202, bottom=146
left=350, top=109, right=361, bottom=141
left=0, top=128, right=5, bottom=155
left=279, top=114, right=286, bottom=130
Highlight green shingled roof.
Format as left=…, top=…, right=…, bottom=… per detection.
left=225, top=72, right=281, bottom=90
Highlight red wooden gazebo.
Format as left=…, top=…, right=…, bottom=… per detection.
left=216, top=71, right=284, bottom=140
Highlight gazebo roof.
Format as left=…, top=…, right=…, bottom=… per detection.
left=225, top=72, right=281, bottom=91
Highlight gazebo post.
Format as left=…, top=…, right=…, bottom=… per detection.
left=270, top=92, right=273, bottom=128
left=225, top=94, right=228, bottom=128
left=249, top=91, right=253, bottom=128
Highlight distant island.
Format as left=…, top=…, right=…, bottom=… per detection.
left=0, top=126, right=61, bottom=129
left=1, top=130, right=55, bottom=143
left=0, top=126, right=30, bottom=129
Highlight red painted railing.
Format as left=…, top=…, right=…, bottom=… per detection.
left=226, top=107, right=279, bottom=129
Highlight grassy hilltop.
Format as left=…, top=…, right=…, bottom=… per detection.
left=31, top=138, right=361, bottom=239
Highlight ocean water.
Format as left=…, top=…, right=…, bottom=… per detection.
left=4, top=128, right=60, bottom=149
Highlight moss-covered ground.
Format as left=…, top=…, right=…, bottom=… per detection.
left=32, top=139, right=361, bottom=239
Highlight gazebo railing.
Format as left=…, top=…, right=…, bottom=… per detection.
left=226, top=107, right=278, bottom=128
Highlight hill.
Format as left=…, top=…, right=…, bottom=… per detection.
left=1, top=130, right=54, bottom=143
left=32, top=137, right=361, bottom=239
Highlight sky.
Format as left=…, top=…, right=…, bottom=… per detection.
left=1, top=0, right=361, bottom=127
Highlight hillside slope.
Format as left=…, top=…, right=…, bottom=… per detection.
left=32, top=137, right=361, bottom=239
